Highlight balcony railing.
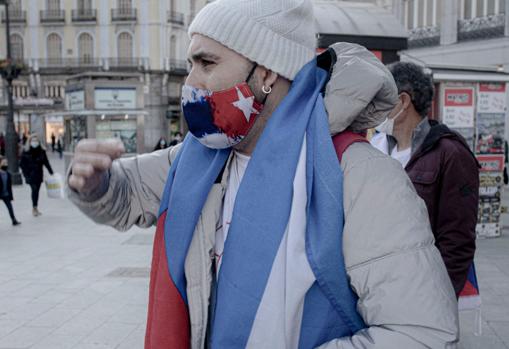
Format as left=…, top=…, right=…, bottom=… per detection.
left=168, top=11, right=185, bottom=25
left=107, top=57, right=142, bottom=68
left=1, top=9, right=27, bottom=23
left=35, top=58, right=102, bottom=69
left=72, top=9, right=97, bottom=22
left=458, top=13, right=505, bottom=41
left=111, top=8, right=137, bottom=22
left=408, top=26, right=441, bottom=48
left=40, top=10, right=65, bottom=23
left=169, top=59, right=188, bottom=75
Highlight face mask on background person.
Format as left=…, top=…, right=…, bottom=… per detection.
left=375, top=104, right=405, bottom=136
left=30, top=140, right=40, bottom=148
left=181, top=64, right=265, bottom=149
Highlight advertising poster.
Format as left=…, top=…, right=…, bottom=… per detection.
left=454, top=127, right=475, bottom=151
left=476, top=113, right=505, bottom=154
left=476, top=154, right=505, bottom=238
left=442, top=88, right=475, bottom=128
left=477, top=83, right=507, bottom=114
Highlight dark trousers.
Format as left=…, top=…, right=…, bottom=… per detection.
left=2, top=198, right=16, bottom=223
left=30, top=182, right=42, bottom=207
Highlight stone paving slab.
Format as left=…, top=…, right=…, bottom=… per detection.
left=0, top=153, right=508, bottom=348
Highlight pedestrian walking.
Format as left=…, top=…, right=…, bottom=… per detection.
left=153, top=137, right=169, bottom=151
left=57, top=138, right=63, bottom=159
left=0, top=132, right=5, bottom=156
left=51, top=133, right=56, bottom=152
left=67, top=1, right=458, bottom=347
left=20, top=134, right=54, bottom=217
left=371, top=61, right=479, bottom=297
left=0, top=156, right=21, bottom=226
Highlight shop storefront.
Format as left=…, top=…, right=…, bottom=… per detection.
left=60, top=73, right=146, bottom=154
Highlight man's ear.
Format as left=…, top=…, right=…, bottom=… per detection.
left=259, top=67, right=278, bottom=89
left=400, top=92, right=413, bottom=110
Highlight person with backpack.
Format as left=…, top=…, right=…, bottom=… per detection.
left=66, top=1, right=458, bottom=347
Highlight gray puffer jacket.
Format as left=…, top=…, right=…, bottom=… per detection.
left=68, top=43, right=459, bottom=348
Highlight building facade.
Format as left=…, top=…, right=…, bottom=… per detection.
left=380, top=0, right=509, bottom=70
left=0, top=0, right=208, bottom=153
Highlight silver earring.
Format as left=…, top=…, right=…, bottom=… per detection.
left=262, top=85, right=272, bottom=94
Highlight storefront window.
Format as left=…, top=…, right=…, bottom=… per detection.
left=96, top=117, right=137, bottom=153
left=65, top=116, right=87, bottom=152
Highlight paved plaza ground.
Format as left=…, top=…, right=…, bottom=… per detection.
left=1, top=152, right=509, bottom=348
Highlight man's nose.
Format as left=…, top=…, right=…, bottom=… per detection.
left=185, top=70, right=207, bottom=90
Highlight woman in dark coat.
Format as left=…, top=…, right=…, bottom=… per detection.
left=153, top=137, right=169, bottom=151
left=20, top=134, right=54, bottom=217
left=0, top=157, right=20, bottom=225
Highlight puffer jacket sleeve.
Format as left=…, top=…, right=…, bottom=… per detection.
left=317, top=143, right=459, bottom=349
left=66, top=144, right=182, bottom=231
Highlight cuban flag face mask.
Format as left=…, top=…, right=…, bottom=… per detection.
left=181, top=66, right=264, bottom=149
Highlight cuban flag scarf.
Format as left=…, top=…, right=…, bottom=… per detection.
left=145, top=59, right=365, bottom=348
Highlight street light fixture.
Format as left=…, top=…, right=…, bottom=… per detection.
left=0, top=0, right=23, bottom=184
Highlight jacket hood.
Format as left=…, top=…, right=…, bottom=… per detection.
left=318, top=43, right=399, bottom=135
left=418, top=120, right=478, bottom=162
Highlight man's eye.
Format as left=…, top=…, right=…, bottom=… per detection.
left=202, top=59, right=214, bottom=67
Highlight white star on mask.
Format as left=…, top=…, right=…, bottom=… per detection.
left=232, top=87, right=258, bottom=123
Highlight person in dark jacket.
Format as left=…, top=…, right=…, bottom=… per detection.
left=153, top=137, right=169, bottom=151
left=371, top=62, right=479, bottom=297
left=0, top=157, right=21, bottom=226
left=20, top=134, right=54, bottom=217
left=0, top=132, right=5, bottom=156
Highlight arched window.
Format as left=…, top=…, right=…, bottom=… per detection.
left=118, top=32, right=133, bottom=64
left=10, top=34, right=24, bottom=61
left=170, top=35, right=177, bottom=61
left=47, top=33, right=62, bottom=64
left=78, top=33, right=94, bottom=64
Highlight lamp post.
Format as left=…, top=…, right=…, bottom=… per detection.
left=0, top=0, right=23, bottom=184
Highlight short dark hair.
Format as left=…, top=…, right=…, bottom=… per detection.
left=387, top=62, right=434, bottom=117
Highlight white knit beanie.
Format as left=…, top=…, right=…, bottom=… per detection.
left=188, top=0, right=316, bottom=81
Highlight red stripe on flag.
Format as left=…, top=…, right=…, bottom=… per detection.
left=145, top=211, right=190, bottom=349
left=459, top=280, right=479, bottom=297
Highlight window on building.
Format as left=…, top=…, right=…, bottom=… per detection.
left=77, top=0, right=92, bottom=11
left=78, top=33, right=94, bottom=64
left=118, top=32, right=133, bottom=63
left=47, top=0, right=60, bottom=11
left=47, top=33, right=62, bottom=63
left=118, top=0, right=132, bottom=12
left=462, top=0, right=503, bottom=19
left=10, top=34, right=24, bottom=61
left=10, top=0, right=22, bottom=12
left=405, top=0, right=439, bottom=29
left=170, top=35, right=177, bottom=60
